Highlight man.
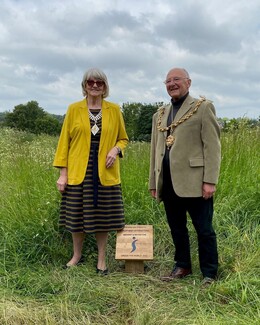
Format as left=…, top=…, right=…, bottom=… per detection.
left=149, top=68, right=221, bottom=285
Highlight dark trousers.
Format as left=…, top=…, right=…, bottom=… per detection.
left=162, top=169, right=218, bottom=278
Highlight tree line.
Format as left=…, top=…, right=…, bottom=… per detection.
left=0, top=101, right=62, bottom=136
left=0, top=100, right=259, bottom=140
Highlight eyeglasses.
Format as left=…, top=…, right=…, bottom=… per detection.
left=164, top=77, right=189, bottom=84
left=86, top=80, right=104, bottom=87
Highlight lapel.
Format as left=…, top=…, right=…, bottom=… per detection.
left=78, top=98, right=88, bottom=115
left=99, top=100, right=110, bottom=152
left=160, top=103, right=172, bottom=139
left=77, top=98, right=110, bottom=149
left=174, top=95, right=195, bottom=121
left=78, top=98, right=90, bottom=140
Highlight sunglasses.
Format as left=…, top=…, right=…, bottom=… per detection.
left=86, top=80, right=104, bottom=87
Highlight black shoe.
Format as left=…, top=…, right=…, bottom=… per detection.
left=63, top=257, right=84, bottom=269
left=96, top=267, right=109, bottom=275
left=201, top=277, right=215, bottom=287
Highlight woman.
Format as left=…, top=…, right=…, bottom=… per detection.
left=53, top=68, right=128, bottom=274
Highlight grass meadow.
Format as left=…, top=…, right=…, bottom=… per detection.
left=0, top=126, right=259, bottom=325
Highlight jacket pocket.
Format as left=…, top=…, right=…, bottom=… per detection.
left=189, top=158, right=204, bottom=167
left=104, top=159, right=120, bottom=181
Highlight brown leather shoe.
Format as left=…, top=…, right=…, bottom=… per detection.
left=160, top=267, right=192, bottom=281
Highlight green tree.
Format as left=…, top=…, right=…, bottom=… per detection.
left=34, top=115, right=62, bottom=135
left=4, top=101, right=61, bottom=135
left=218, top=116, right=260, bottom=132
left=122, top=102, right=141, bottom=141
left=136, top=103, right=159, bottom=141
left=0, top=112, right=6, bottom=122
left=122, top=102, right=161, bottom=141
left=5, top=101, right=45, bottom=131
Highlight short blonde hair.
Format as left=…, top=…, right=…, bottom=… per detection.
left=81, top=68, right=109, bottom=98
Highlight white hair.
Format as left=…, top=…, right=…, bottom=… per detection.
left=81, top=68, right=109, bottom=98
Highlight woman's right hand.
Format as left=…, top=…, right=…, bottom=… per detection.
left=56, top=168, right=68, bottom=193
left=57, top=175, right=67, bottom=193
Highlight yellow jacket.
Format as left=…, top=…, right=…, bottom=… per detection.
left=53, top=99, right=128, bottom=186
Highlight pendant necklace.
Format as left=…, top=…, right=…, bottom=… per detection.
left=157, top=96, right=206, bottom=150
left=88, top=109, right=102, bottom=135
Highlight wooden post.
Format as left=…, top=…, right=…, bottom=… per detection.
left=125, top=260, right=144, bottom=273
left=116, top=225, right=153, bottom=274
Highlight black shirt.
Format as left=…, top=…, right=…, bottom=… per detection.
left=167, top=92, right=189, bottom=126
left=164, top=92, right=189, bottom=169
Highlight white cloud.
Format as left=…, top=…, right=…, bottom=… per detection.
left=0, top=0, right=259, bottom=118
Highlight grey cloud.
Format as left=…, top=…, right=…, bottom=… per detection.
left=0, top=0, right=259, bottom=118
left=155, top=4, right=241, bottom=54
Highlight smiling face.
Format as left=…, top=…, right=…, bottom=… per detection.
left=165, top=68, right=191, bottom=101
left=81, top=68, right=110, bottom=98
left=85, top=79, right=105, bottom=99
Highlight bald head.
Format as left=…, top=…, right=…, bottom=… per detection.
left=166, top=68, right=190, bottom=80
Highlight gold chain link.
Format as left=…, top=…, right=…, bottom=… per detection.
left=157, top=96, right=206, bottom=132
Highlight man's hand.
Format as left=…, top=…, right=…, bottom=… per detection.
left=202, top=183, right=216, bottom=200
left=150, top=189, right=157, bottom=199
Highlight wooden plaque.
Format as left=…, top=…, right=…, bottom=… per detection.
left=115, top=225, right=153, bottom=261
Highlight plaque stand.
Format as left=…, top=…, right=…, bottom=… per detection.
left=115, top=225, right=153, bottom=274
left=125, top=260, right=144, bottom=273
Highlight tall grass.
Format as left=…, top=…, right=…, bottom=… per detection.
left=0, top=126, right=259, bottom=324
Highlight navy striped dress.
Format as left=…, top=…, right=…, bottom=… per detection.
left=59, top=110, right=125, bottom=233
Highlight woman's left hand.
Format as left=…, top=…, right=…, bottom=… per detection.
left=106, top=147, right=118, bottom=168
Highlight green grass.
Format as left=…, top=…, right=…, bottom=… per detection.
left=0, top=126, right=259, bottom=324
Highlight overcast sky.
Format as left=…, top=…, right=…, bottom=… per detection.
left=1, top=0, right=260, bottom=118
